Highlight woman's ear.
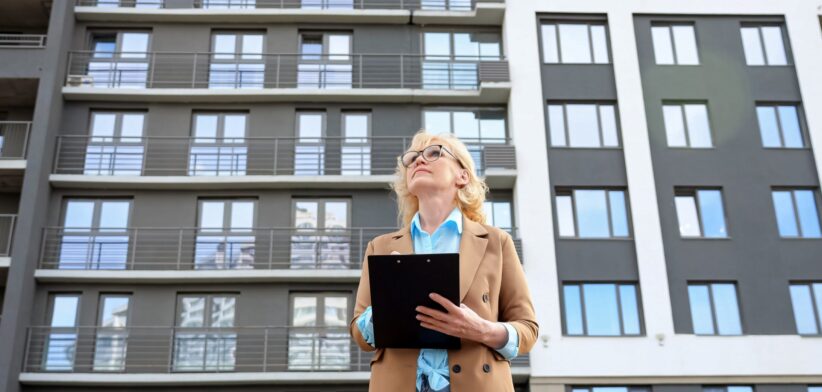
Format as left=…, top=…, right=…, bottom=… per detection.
left=456, top=168, right=469, bottom=188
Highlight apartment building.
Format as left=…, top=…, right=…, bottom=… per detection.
left=0, top=1, right=821, bottom=392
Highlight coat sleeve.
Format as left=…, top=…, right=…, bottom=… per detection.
left=350, top=239, right=376, bottom=352
left=497, top=231, right=539, bottom=355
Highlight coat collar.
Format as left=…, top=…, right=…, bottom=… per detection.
left=388, top=216, right=489, bottom=302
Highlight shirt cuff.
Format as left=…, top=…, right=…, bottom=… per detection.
left=494, top=322, right=519, bottom=360
left=356, top=305, right=375, bottom=347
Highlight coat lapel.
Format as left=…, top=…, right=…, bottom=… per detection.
left=389, top=217, right=488, bottom=302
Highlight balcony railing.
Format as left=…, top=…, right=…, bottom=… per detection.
left=75, top=0, right=501, bottom=11
left=0, top=214, right=16, bottom=257
left=24, top=325, right=528, bottom=374
left=0, top=34, right=47, bottom=48
left=65, top=52, right=509, bottom=90
left=39, top=226, right=522, bottom=270
left=0, top=122, right=31, bottom=160
left=53, top=136, right=516, bottom=177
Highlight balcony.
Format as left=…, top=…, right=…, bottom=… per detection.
left=0, top=35, right=47, bottom=79
left=73, top=0, right=506, bottom=26
left=20, top=326, right=528, bottom=385
left=0, top=214, right=16, bottom=267
left=50, top=136, right=517, bottom=189
left=63, top=52, right=511, bottom=104
left=35, top=226, right=522, bottom=281
left=0, top=122, right=31, bottom=170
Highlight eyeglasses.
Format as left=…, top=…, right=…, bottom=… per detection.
left=400, top=144, right=463, bottom=168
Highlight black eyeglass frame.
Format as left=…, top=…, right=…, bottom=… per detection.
left=400, top=144, right=464, bottom=169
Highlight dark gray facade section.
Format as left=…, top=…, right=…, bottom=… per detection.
left=634, top=15, right=822, bottom=334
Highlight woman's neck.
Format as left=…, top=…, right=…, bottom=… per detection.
left=417, top=195, right=457, bottom=235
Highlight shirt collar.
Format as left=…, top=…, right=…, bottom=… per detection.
left=411, top=206, right=463, bottom=236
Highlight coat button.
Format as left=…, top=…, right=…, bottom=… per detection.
left=482, top=363, right=491, bottom=373
left=482, top=292, right=489, bottom=303
left=452, top=364, right=461, bottom=373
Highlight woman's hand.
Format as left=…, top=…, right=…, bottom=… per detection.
left=416, top=292, right=508, bottom=349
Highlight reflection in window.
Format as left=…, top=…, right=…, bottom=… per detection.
left=209, top=32, right=264, bottom=89
left=563, top=283, right=641, bottom=336
left=772, top=189, right=821, bottom=238
left=422, top=32, right=500, bottom=89
left=662, top=103, right=712, bottom=148
left=651, top=24, right=699, bottom=65
left=173, top=294, right=237, bottom=372
left=541, top=22, right=609, bottom=64
left=756, top=104, right=804, bottom=148
left=555, top=189, right=629, bottom=238
left=59, top=199, right=131, bottom=270
left=674, top=189, right=728, bottom=238
left=789, top=282, right=822, bottom=335
left=196, top=200, right=255, bottom=270
left=341, top=112, right=371, bottom=175
left=93, top=295, right=130, bottom=372
left=84, top=112, right=145, bottom=175
left=688, top=283, right=743, bottom=335
left=295, top=112, right=325, bottom=175
left=547, top=103, right=618, bottom=148
left=740, top=25, right=788, bottom=66
left=288, top=294, right=350, bottom=370
left=298, top=33, right=352, bottom=89
left=291, top=200, right=351, bottom=269
left=87, top=32, right=150, bottom=88
left=189, top=113, right=248, bottom=176
left=43, top=295, right=80, bottom=371
left=483, top=201, right=512, bottom=233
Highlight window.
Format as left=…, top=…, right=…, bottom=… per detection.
left=756, top=104, right=804, bottom=148
left=674, top=189, right=728, bottom=238
left=789, top=282, right=822, bottom=335
left=703, top=387, right=753, bottom=392
left=420, top=0, right=471, bottom=11
left=688, top=283, right=743, bottom=335
left=43, top=294, right=80, bottom=371
left=288, top=293, right=350, bottom=370
left=555, top=189, right=630, bottom=238
left=300, top=0, right=354, bottom=9
left=93, top=295, right=130, bottom=371
left=424, top=108, right=506, bottom=174
left=810, top=387, right=822, bottom=392
left=189, top=112, right=248, bottom=176
left=422, top=32, right=501, bottom=89
left=771, top=189, right=821, bottom=238
left=173, top=294, right=237, bottom=371
left=209, top=32, right=264, bottom=89
left=201, top=0, right=257, bottom=8
left=341, top=111, right=371, bottom=175
left=540, top=22, right=609, bottom=64
left=651, top=24, right=699, bottom=65
left=58, top=199, right=131, bottom=270
left=547, top=103, right=619, bottom=148
left=291, top=199, right=351, bottom=269
left=572, top=387, right=650, bottom=392
left=740, top=25, right=788, bottom=66
left=483, top=200, right=513, bottom=233
left=87, top=31, right=150, bottom=88
left=295, top=111, right=326, bottom=175
left=563, top=283, right=642, bottom=336
left=298, top=32, right=352, bottom=89
left=92, top=0, right=162, bottom=8
left=662, top=102, right=712, bottom=148
left=195, top=199, right=256, bottom=270
left=84, top=111, right=145, bottom=175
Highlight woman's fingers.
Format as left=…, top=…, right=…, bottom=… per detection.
left=428, top=292, right=461, bottom=313
left=415, top=305, right=450, bottom=321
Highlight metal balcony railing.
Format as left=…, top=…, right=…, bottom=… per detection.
left=65, top=52, right=509, bottom=90
left=75, top=0, right=502, bottom=11
left=52, top=136, right=516, bottom=177
left=38, top=226, right=522, bottom=270
left=24, top=325, right=528, bottom=374
left=0, top=34, right=47, bottom=48
left=0, top=214, right=16, bottom=257
left=0, top=122, right=32, bottom=160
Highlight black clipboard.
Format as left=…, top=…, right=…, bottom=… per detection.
left=368, top=253, right=461, bottom=350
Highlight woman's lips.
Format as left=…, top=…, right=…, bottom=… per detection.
left=413, top=169, right=431, bottom=177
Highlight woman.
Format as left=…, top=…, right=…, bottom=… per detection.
left=349, top=130, right=538, bottom=391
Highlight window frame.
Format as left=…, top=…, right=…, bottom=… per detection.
left=88, top=110, right=147, bottom=143
left=739, top=23, right=791, bottom=66
left=546, top=101, right=621, bottom=148
left=788, top=281, right=822, bottom=336
left=687, top=282, right=745, bottom=336
left=341, top=110, right=372, bottom=145
left=288, top=291, right=353, bottom=328
left=196, top=198, right=257, bottom=232
left=191, top=111, right=249, bottom=143
left=561, top=282, right=645, bottom=337
left=771, top=188, right=822, bottom=239
left=291, top=198, right=352, bottom=231
left=754, top=102, right=807, bottom=149
left=88, top=30, right=152, bottom=58
left=673, top=188, right=730, bottom=239
left=422, top=106, right=508, bottom=143
left=60, top=198, right=133, bottom=232
left=554, top=188, right=632, bottom=239
left=421, top=29, right=503, bottom=61
left=661, top=101, right=714, bottom=149
left=650, top=22, right=700, bottom=66
left=538, top=20, right=611, bottom=65
left=210, top=30, right=266, bottom=61
left=175, top=293, right=239, bottom=328
left=298, top=31, right=353, bottom=62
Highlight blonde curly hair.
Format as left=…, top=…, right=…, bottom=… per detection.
left=390, top=130, right=489, bottom=227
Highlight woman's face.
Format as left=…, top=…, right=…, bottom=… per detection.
left=405, top=141, right=468, bottom=198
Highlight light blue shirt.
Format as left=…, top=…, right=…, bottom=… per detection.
left=357, top=207, right=519, bottom=391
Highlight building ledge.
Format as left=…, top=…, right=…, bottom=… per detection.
left=34, top=269, right=361, bottom=283
left=0, top=257, right=10, bottom=268
left=49, top=171, right=516, bottom=190
left=73, top=4, right=503, bottom=25
left=61, top=83, right=511, bottom=104
left=0, top=160, right=26, bottom=171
